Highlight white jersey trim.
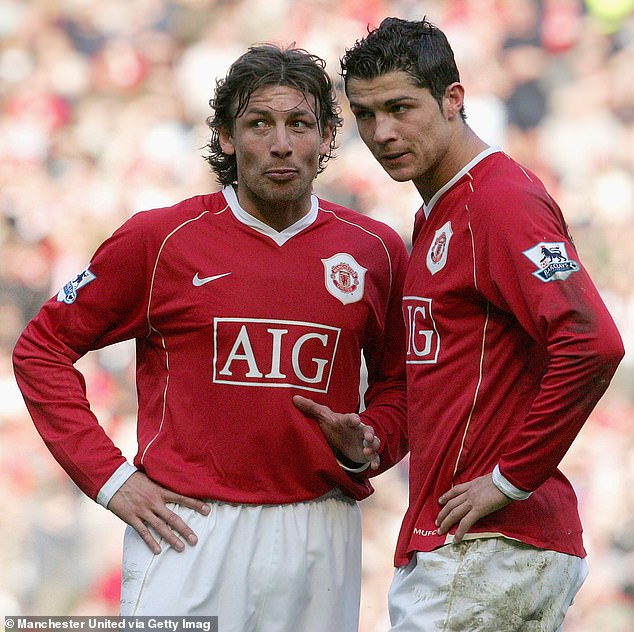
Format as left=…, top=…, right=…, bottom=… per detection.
left=223, top=185, right=318, bottom=246
left=142, top=210, right=212, bottom=466
left=319, top=207, right=396, bottom=298
left=492, top=464, right=532, bottom=500
left=97, top=461, right=138, bottom=508
left=336, top=458, right=371, bottom=473
left=424, top=146, right=501, bottom=218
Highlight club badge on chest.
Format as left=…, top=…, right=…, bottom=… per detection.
left=322, top=253, right=367, bottom=305
left=426, top=221, right=453, bottom=275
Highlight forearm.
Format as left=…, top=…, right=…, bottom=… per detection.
left=499, top=327, right=624, bottom=491
left=360, top=378, right=408, bottom=475
left=13, top=324, right=129, bottom=500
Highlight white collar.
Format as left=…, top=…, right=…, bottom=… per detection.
left=223, top=185, right=318, bottom=246
left=424, top=146, right=501, bottom=218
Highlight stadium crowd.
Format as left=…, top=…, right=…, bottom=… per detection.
left=0, top=0, right=633, bottom=630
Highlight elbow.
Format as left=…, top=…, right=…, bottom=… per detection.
left=591, top=328, right=625, bottom=379
left=11, top=335, right=28, bottom=375
left=604, top=324, right=625, bottom=366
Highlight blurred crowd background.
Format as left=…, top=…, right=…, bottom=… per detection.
left=1, top=0, right=633, bottom=630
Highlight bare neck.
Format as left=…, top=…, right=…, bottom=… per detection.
left=414, top=124, right=489, bottom=205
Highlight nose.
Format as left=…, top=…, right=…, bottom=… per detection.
left=271, top=126, right=292, bottom=157
left=373, top=113, right=397, bottom=144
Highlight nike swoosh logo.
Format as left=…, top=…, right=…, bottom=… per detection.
left=192, top=272, right=232, bottom=286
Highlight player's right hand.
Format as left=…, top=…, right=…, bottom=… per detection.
left=293, top=395, right=381, bottom=470
left=435, top=473, right=511, bottom=542
left=107, top=472, right=211, bottom=554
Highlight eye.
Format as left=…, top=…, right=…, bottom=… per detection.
left=250, top=119, right=269, bottom=129
left=352, top=110, right=374, bottom=121
left=390, top=104, right=409, bottom=114
left=290, top=119, right=314, bottom=129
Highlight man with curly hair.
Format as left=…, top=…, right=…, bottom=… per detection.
left=13, top=44, right=409, bottom=630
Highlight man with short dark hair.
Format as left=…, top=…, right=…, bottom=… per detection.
left=339, top=16, right=624, bottom=631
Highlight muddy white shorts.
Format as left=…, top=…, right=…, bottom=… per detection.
left=120, top=490, right=361, bottom=632
left=388, top=537, right=588, bottom=632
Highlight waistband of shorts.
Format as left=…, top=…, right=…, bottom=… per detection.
left=206, top=487, right=355, bottom=508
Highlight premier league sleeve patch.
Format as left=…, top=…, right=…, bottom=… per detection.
left=522, top=242, right=580, bottom=282
left=322, top=253, right=366, bottom=305
left=56, top=265, right=97, bottom=304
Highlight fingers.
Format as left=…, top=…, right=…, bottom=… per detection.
left=435, top=492, right=473, bottom=540
left=368, top=453, right=381, bottom=471
left=109, top=474, right=210, bottom=555
left=435, top=475, right=512, bottom=541
left=292, top=394, right=321, bottom=417
left=293, top=395, right=361, bottom=428
left=293, top=395, right=339, bottom=422
left=156, top=506, right=197, bottom=549
left=362, top=430, right=380, bottom=455
left=293, top=394, right=377, bottom=468
left=362, top=430, right=381, bottom=470
left=126, top=505, right=191, bottom=554
left=155, top=492, right=213, bottom=549
left=361, top=424, right=377, bottom=444
left=132, top=520, right=162, bottom=555
left=171, top=494, right=212, bottom=517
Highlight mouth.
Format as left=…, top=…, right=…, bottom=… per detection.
left=265, top=168, right=298, bottom=182
left=379, top=151, right=409, bottom=166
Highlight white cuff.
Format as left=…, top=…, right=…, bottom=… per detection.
left=96, top=461, right=138, bottom=508
left=336, top=458, right=371, bottom=473
left=492, top=464, right=532, bottom=500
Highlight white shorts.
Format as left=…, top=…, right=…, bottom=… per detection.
left=388, top=537, right=588, bottom=632
left=120, top=490, right=361, bottom=632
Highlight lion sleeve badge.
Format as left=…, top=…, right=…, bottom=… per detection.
left=522, top=241, right=580, bottom=282
left=322, top=253, right=366, bottom=305
left=56, top=265, right=97, bottom=304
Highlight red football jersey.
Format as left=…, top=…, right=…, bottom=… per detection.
left=13, top=187, right=409, bottom=505
left=396, top=149, right=623, bottom=565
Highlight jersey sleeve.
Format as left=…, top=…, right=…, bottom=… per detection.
left=475, top=183, right=624, bottom=492
left=12, top=214, right=155, bottom=501
left=359, top=229, right=409, bottom=475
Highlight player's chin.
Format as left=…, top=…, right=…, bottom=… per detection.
left=379, top=163, right=414, bottom=182
left=264, top=182, right=311, bottom=203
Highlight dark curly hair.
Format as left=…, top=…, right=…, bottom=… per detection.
left=204, top=44, right=343, bottom=186
left=340, top=17, right=465, bottom=119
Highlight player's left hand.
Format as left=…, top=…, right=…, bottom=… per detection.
left=435, top=473, right=512, bottom=542
left=292, top=395, right=381, bottom=471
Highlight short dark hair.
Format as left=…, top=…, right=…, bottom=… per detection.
left=340, top=17, right=465, bottom=118
left=205, top=44, right=343, bottom=186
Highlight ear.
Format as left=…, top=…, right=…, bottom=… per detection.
left=444, top=83, right=465, bottom=120
left=218, top=127, right=235, bottom=155
left=319, top=124, right=334, bottom=157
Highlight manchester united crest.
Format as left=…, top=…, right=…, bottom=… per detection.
left=322, top=253, right=366, bottom=305
left=426, top=221, right=453, bottom=275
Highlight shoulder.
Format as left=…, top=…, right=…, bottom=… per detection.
left=468, top=153, right=562, bottom=233
left=91, top=192, right=228, bottom=262
left=472, top=152, right=551, bottom=207
left=122, top=191, right=228, bottom=234
left=106, top=192, right=229, bottom=254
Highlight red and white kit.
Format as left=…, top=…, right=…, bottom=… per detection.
left=398, top=148, right=624, bottom=565
left=13, top=186, right=408, bottom=506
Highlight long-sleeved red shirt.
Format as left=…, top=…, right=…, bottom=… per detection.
left=13, top=188, right=409, bottom=506
left=397, top=149, right=624, bottom=565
